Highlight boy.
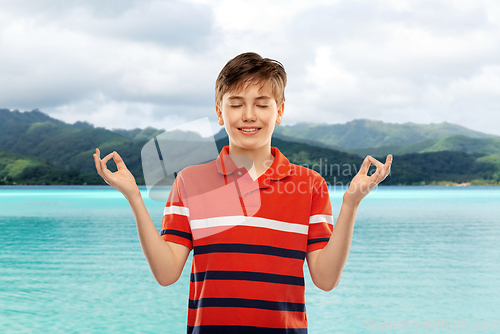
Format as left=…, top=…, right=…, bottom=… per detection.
left=93, top=52, right=392, bottom=333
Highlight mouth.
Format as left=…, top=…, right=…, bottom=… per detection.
left=238, top=127, right=261, bottom=135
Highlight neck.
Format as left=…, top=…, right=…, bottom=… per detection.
left=228, top=143, right=275, bottom=180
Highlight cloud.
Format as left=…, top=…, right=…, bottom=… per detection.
left=57, top=1, right=215, bottom=49
left=0, top=0, right=499, bottom=136
left=0, top=0, right=220, bottom=120
left=0, top=0, right=135, bottom=17
left=280, top=0, right=500, bottom=134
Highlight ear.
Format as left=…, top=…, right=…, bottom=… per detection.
left=215, top=104, right=224, bottom=126
left=276, top=102, right=285, bottom=125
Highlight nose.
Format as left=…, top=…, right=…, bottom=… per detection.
left=242, top=105, right=257, bottom=121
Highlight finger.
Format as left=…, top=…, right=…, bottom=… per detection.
left=99, top=153, right=114, bottom=177
left=111, top=151, right=128, bottom=170
left=101, top=152, right=114, bottom=164
left=362, top=155, right=384, bottom=178
left=94, top=149, right=112, bottom=185
left=380, top=154, right=393, bottom=178
left=93, top=149, right=103, bottom=175
left=368, top=156, right=384, bottom=169
left=369, top=166, right=382, bottom=184
left=373, top=154, right=393, bottom=183
left=358, top=155, right=372, bottom=175
left=384, top=154, right=393, bottom=178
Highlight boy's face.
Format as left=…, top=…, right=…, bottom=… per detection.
left=215, top=81, right=284, bottom=152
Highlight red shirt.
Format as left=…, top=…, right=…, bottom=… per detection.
left=161, top=146, right=334, bottom=334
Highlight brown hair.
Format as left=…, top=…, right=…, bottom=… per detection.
left=215, top=52, right=287, bottom=109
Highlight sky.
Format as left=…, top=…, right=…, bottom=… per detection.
left=0, top=0, right=499, bottom=137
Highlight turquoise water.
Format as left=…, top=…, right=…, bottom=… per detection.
left=1, top=186, right=499, bottom=333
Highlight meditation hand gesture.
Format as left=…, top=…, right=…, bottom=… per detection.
left=343, top=154, right=393, bottom=206
left=93, top=148, right=140, bottom=200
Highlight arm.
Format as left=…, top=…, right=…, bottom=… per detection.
left=306, top=198, right=359, bottom=291
left=128, top=192, right=191, bottom=287
left=306, top=154, right=393, bottom=291
left=93, top=148, right=190, bottom=286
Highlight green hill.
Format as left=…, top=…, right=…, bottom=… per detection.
left=348, top=135, right=500, bottom=157
left=0, top=109, right=142, bottom=175
left=111, top=126, right=165, bottom=141
left=0, top=148, right=104, bottom=186
left=1, top=108, right=499, bottom=186
left=274, top=119, right=496, bottom=149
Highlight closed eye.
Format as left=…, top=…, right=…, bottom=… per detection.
left=230, top=105, right=242, bottom=108
left=257, top=105, right=268, bottom=108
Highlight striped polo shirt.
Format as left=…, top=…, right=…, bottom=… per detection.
left=161, top=146, right=334, bottom=334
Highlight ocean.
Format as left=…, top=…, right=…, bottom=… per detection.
left=1, top=186, right=499, bottom=333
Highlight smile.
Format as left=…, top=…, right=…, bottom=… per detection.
left=238, top=127, right=261, bottom=135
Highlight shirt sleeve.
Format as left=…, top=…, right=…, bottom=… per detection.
left=160, top=174, right=193, bottom=250
left=307, top=177, right=334, bottom=253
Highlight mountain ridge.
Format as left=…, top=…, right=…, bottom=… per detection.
left=3, top=108, right=497, bottom=149
left=273, top=118, right=497, bottom=149
left=1, top=108, right=499, bottom=186
left=347, top=135, right=500, bottom=157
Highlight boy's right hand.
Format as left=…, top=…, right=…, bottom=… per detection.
left=93, top=148, right=141, bottom=200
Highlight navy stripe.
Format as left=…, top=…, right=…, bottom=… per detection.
left=188, top=325, right=307, bottom=334
left=191, top=270, right=304, bottom=286
left=307, top=237, right=330, bottom=245
left=194, top=243, right=305, bottom=260
left=160, top=229, right=192, bottom=241
left=189, top=297, right=305, bottom=312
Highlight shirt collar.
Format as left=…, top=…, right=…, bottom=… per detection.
left=215, top=146, right=291, bottom=181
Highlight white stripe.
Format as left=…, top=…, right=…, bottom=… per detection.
left=164, top=206, right=190, bottom=217
left=309, top=214, right=334, bottom=225
left=190, top=216, right=308, bottom=235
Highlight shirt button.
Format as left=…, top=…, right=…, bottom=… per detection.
left=237, top=171, right=242, bottom=176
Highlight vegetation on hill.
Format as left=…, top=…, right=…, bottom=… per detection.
left=348, top=135, right=500, bottom=157
left=0, top=149, right=104, bottom=186
left=0, top=108, right=499, bottom=186
left=274, top=119, right=496, bottom=149
left=111, top=126, right=164, bottom=141
left=2, top=137, right=499, bottom=187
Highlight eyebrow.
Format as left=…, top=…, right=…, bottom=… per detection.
left=228, top=95, right=272, bottom=101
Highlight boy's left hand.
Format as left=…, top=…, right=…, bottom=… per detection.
left=343, top=154, right=393, bottom=206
